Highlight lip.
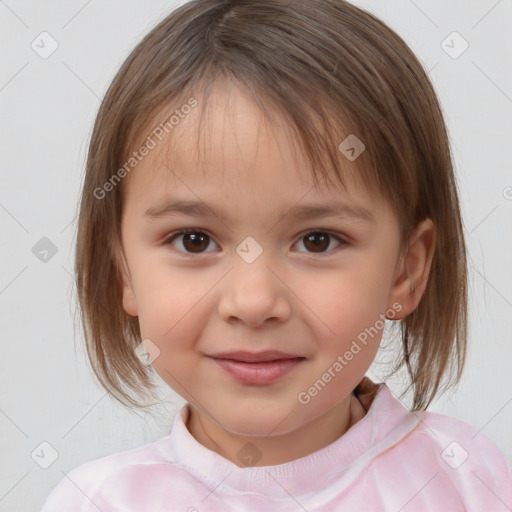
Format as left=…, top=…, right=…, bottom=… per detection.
left=209, top=356, right=305, bottom=385
left=208, top=350, right=303, bottom=363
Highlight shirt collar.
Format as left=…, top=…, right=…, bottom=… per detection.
left=158, top=377, right=421, bottom=500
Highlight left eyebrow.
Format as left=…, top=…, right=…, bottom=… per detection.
left=287, top=203, right=375, bottom=223
left=144, top=199, right=375, bottom=224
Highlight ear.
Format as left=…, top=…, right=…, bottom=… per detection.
left=387, top=219, right=436, bottom=319
left=114, top=242, right=139, bottom=317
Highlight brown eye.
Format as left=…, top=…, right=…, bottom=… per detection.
left=304, top=232, right=329, bottom=252
left=296, top=231, right=346, bottom=255
left=182, top=232, right=209, bottom=253
left=164, top=229, right=347, bottom=257
left=165, top=230, right=217, bottom=255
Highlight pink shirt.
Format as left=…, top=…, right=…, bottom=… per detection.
left=41, top=378, right=512, bottom=511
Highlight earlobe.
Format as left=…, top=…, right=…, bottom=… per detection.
left=115, top=245, right=139, bottom=317
left=388, top=219, right=436, bottom=319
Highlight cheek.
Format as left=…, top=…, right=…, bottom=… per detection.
left=134, top=260, right=215, bottom=357
left=307, top=264, right=390, bottom=333
left=301, top=258, right=394, bottom=377
left=128, top=255, right=176, bottom=324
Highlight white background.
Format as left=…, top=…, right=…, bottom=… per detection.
left=0, top=1, right=511, bottom=510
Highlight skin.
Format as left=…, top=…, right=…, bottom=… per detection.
left=117, top=80, right=436, bottom=468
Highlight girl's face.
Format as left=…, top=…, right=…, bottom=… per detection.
left=118, top=82, right=411, bottom=461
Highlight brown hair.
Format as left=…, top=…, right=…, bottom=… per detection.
left=74, top=0, right=467, bottom=410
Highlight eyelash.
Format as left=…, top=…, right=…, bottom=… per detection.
left=162, top=228, right=349, bottom=258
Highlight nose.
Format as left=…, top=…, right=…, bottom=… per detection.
left=217, top=254, right=292, bottom=328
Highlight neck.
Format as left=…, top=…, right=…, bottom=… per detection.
left=186, top=393, right=367, bottom=467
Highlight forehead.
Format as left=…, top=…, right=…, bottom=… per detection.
left=121, top=81, right=382, bottom=217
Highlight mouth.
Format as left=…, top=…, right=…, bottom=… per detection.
left=208, top=350, right=304, bottom=363
left=208, top=352, right=305, bottom=385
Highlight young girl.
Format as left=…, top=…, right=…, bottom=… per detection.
left=41, top=0, right=511, bottom=510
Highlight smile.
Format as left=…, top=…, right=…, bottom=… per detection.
left=208, top=357, right=305, bottom=385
